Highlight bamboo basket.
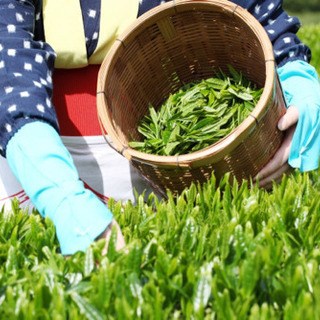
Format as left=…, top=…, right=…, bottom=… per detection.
left=97, top=0, right=286, bottom=197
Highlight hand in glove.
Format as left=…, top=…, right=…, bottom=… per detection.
left=257, top=60, right=320, bottom=188
left=6, top=121, right=125, bottom=255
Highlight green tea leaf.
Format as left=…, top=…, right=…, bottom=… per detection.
left=70, top=292, right=104, bottom=320
left=84, top=247, right=94, bottom=278
left=131, top=68, right=263, bottom=155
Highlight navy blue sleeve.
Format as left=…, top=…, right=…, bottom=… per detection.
left=234, top=0, right=311, bottom=67
left=0, top=0, right=58, bottom=157
left=138, top=0, right=311, bottom=67
left=80, top=0, right=101, bottom=57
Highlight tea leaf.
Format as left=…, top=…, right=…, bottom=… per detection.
left=131, top=66, right=263, bottom=155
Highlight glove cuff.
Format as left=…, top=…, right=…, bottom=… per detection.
left=278, top=60, right=320, bottom=172
left=6, top=121, right=113, bottom=254
left=278, top=60, right=320, bottom=107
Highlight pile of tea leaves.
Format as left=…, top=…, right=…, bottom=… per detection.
left=129, top=66, right=263, bottom=156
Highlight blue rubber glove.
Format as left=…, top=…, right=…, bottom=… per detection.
left=278, top=60, right=320, bottom=172
left=6, top=121, right=113, bottom=255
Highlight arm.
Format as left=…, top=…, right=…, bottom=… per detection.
left=1, top=0, right=124, bottom=255
left=0, top=0, right=58, bottom=152
left=139, top=0, right=319, bottom=187
left=258, top=61, right=320, bottom=188
left=235, top=0, right=311, bottom=67
left=233, top=0, right=319, bottom=187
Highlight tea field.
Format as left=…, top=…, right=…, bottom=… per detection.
left=299, top=24, right=320, bottom=74
left=0, top=24, right=319, bottom=320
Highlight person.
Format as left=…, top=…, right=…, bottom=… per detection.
left=0, top=0, right=319, bottom=255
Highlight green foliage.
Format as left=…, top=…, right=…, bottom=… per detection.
left=1, top=169, right=320, bottom=319
left=294, top=11, right=320, bottom=26
left=129, top=66, right=262, bottom=156
left=284, top=0, right=320, bottom=13
left=298, top=24, right=320, bottom=75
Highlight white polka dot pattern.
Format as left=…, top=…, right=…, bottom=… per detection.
left=0, top=0, right=58, bottom=156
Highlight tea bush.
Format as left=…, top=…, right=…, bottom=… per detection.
left=284, top=0, right=320, bottom=13
left=1, top=169, right=320, bottom=319
left=299, top=24, right=320, bottom=75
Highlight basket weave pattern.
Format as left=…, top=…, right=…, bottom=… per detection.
left=97, top=0, right=286, bottom=197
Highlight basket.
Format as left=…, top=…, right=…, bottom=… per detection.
left=97, top=0, right=286, bottom=197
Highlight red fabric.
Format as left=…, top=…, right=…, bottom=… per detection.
left=52, top=65, right=103, bottom=136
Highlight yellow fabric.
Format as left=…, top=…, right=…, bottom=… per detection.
left=89, top=0, right=139, bottom=64
left=42, top=0, right=139, bottom=69
left=42, top=0, right=88, bottom=69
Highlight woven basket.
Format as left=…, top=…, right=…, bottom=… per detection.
left=97, top=0, right=286, bottom=197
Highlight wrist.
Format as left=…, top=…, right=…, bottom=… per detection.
left=278, top=60, right=320, bottom=107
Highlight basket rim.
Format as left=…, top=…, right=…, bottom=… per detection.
left=97, top=0, right=276, bottom=167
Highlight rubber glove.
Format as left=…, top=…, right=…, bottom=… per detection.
left=278, top=60, right=320, bottom=172
left=6, top=121, right=113, bottom=255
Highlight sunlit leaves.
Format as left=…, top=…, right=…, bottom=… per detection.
left=1, top=170, right=320, bottom=318
left=130, top=66, right=263, bottom=155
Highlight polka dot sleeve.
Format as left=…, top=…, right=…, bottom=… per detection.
left=0, top=0, right=59, bottom=157
left=229, top=0, right=311, bottom=67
